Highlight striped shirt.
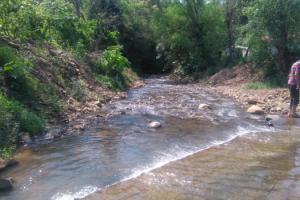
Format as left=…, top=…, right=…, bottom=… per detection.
left=288, top=60, right=300, bottom=85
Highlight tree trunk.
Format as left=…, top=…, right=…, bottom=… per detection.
left=277, top=3, right=291, bottom=73
left=225, top=0, right=236, bottom=64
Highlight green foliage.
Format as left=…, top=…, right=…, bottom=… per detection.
left=94, top=45, right=131, bottom=90
left=1, top=57, right=61, bottom=115
left=74, top=40, right=88, bottom=59
left=242, top=0, right=300, bottom=74
left=1, top=0, right=298, bottom=79
left=0, top=92, right=45, bottom=155
left=0, top=0, right=97, bottom=48
left=0, top=147, right=15, bottom=159
left=0, top=46, right=62, bottom=117
left=96, top=45, right=130, bottom=76
left=0, top=46, right=17, bottom=67
left=0, top=93, right=45, bottom=135
left=0, top=97, right=19, bottom=155
left=151, top=0, right=227, bottom=74
left=118, top=0, right=160, bottom=73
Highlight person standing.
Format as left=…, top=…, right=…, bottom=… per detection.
left=288, top=60, right=300, bottom=118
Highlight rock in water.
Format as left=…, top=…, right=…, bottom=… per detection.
left=0, top=159, right=5, bottom=171
left=148, top=121, right=161, bottom=128
left=0, top=159, right=19, bottom=172
left=246, top=105, right=264, bottom=115
left=0, top=178, right=13, bottom=191
left=21, top=133, right=32, bottom=144
left=198, top=104, right=210, bottom=110
left=5, top=159, right=18, bottom=168
left=265, top=114, right=280, bottom=121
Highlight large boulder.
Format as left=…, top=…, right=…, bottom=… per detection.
left=148, top=121, right=161, bottom=128
left=247, top=105, right=264, bottom=115
left=5, top=159, right=18, bottom=168
left=0, top=178, right=13, bottom=191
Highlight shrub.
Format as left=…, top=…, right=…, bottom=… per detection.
left=2, top=57, right=62, bottom=116
left=0, top=101, right=19, bottom=155
left=0, top=93, right=45, bottom=136
left=74, top=40, right=87, bottom=59
left=0, top=46, right=17, bottom=67
left=3, top=59, right=37, bottom=102
left=0, top=93, right=45, bottom=157
left=95, top=45, right=130, bottom=76
left=93, top=45, right=131, bottom=90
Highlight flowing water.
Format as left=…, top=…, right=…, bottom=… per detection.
left=1, top=77, right=300, bottom=200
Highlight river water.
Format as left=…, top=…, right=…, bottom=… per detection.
left=1, top=77, right=300, bottom=200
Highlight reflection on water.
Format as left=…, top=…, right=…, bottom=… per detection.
left=0, top=77, right=299, bottom=200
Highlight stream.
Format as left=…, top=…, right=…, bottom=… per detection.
left=1, top=77, right=300, bottom=200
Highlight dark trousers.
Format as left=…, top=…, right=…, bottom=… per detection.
left=289, top=84, right=300, bottom=109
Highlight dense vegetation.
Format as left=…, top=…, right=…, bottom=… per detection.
left=1, top=0, right=300, bottom=157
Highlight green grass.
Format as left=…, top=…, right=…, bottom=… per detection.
left=242, top=81, right=275, bottom=90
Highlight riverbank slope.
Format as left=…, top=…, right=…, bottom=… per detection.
left=0, top=38, right=141, bottom=159
left=208, top=63, right=292, bottom=116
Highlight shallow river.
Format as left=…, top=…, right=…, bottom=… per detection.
left=1, top=77, right=300, bottom=200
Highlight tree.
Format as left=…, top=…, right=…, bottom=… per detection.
left=152, top=0, right=226, bottom=74
left=244, top=0, right=300, bottom=74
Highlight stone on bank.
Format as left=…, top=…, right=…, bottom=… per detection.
left=246, top=105, right=265, bottom=115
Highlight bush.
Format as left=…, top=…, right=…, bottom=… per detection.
left=95, top=45, right=130, bottom=76
left=1, top=54, right=62, bottom=116
left=0, top=101, right=19, bottom=155
left=0, top=46, right=17, bottom=67
left=74, top=40, right=88, bottom=59
left=3, top=59, right=37, bottom=101
left=93, top=45, right=131, bottom=90
left=0, top=93, right=45, bottom=135
left=0, top=93, right=45, bottom=157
